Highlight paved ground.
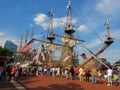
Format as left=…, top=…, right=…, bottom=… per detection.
left=0, top=81, right=17, bottom=90
left=1, top=76, right=120, bottom=90
left=17, top=76, right=120, bottom=90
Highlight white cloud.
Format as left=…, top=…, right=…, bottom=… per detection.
left=0, top=32, right=4, bottom=36
left=34, top=13, right=49, bottom=29
left=78, top=24, right=89, bottom=33
left=53, top=17, right=66, bottom=28
left=96, top=0, right=120, bottom=15
left=34, top=13, right=77, bottom=30
left=34, top=14, right=48, bottom=24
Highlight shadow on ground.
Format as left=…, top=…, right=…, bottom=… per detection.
left=24, top=83, right=84, bottom=90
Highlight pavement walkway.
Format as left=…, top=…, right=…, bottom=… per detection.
left=17, top=76, right=120, bottom=90
left=1, top=76, right=120, bottom=90
left=0, top=80, right=26, bottom=90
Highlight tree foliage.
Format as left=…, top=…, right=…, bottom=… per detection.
left=0, top=46, right=13, bottom=56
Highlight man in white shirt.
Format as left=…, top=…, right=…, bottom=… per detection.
left=107, top=67, right=113, bottom=86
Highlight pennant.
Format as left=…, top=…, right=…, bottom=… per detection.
left=66, top=0, right=71, bottom=9
left=47, top=9, right=53, bottom=17
left=104, top=17, right=109, bottom=26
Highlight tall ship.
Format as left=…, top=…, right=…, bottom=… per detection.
left=16, top=0, right=114, bottom=69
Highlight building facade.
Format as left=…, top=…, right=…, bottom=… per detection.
left=4, top=40, right=18, bottom=53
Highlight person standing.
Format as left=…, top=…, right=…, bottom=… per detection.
left=107, top=67, right=113, bottom=86
left=113, top=68, right=119, bottom=86
left=0, top=68, right=2, bottom=84
left=85, top=68, right=90, bottom=82
left=74, top=66, right=79, bottom=80
left=11, top=66, right=16, bottom=82
left=78, top=67, right=84, bottom=82
left=118, top=69, right=120, bottom=83
left=91, top=68, right=97, bottom=84
left=70, top=66, right=74, bottom=80
left=97, top=68, right=102, bottom=84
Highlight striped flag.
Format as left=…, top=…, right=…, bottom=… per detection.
left=80, top=53, right=87, bottom=60
left=20, top=39, right=34, bottom=53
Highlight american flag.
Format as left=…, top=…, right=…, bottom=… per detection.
left=80, top=53, right=87, bottom=60
left=20, top=39, right=34, bottom=53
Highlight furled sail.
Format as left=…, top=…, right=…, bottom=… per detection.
left=41, top=52, right=46, bottom=61
left=43, top=42, right=59, bottom=51
left=62, top=37, right=79, bottom=47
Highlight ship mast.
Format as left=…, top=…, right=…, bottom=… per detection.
left=80, top=18, right=114, bottom=67
left=104, top=18, right=114, bottom=45
left=31, top=25, right=34, bottom=40
left=25, top=28, right=28, bottom=45
left=61, top=0, right=75, bottom=67
left=19, top=34, right=23, bottom=49
left=65, top=0, right=75, bottom=36
left=47, top=8, right=55, bottom=66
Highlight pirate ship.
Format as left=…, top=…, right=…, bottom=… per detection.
left=17, top=0, right=114, bottom=69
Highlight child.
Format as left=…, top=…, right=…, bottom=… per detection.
left=104, top=73, right=107, bottom=84
left=113, top=68, right=119, bottom=86
left=113, top=73, right=119, bottom=86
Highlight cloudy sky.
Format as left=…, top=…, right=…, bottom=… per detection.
left=0, top=0, right=120, bottom=64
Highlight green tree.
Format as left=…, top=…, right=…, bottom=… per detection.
left=0, top=47, right=13, bottom=56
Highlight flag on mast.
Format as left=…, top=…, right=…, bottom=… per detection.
left=20, top=39, right=34, bottom=53
left=104, top=17, right=109, bottom=26
left=66, top=0, right=71, bottom=9
left=80, top=53, right=87, bottom=60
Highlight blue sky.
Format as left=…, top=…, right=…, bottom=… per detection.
left=0, top=0, right=120, bottom=64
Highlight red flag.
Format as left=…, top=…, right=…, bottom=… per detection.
left=80, top=53, right=87, bottom=60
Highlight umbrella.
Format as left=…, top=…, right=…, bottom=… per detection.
left=28, top=62, right=40, bottom=66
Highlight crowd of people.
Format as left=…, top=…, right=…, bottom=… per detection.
left=0, top=64, right=120, bottom=86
